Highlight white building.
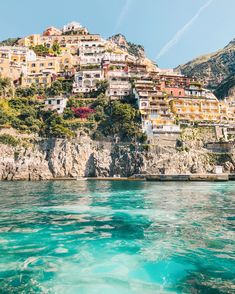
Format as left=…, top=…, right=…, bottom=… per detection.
left=73, top=68, right=104, bottom=93
left=45, top=96, right=68, bottom=114
left=0, top=46, right=36, bottom=63
left=62, top=21, right=83, bottom=33
left=103, top=52, right=127, bottom=62
left=107, top=77, right=132, bottom=99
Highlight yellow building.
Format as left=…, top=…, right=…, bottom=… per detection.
left=18, top=34, right=41, bottom=47
left=26, top=53, right=75, bottom=75
left=18, top=34, right=102, bottom=54
left=169, top=96, right=222, bottom=123
left=27, top=57, right=60, bottom=75
left=21, top=73, right=53, bottom=87
left=0, top=46, right=36, bottom=81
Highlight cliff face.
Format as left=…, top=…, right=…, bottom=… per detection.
left=1, top=132, right=235, bottom=180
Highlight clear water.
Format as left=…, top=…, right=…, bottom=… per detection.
left=0, top=181, right=234, bottom=294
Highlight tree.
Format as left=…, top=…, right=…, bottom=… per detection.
left=46, top=81, right=63, bottom=97
left=30, top=44, right=50, bottom=57
left=0, top=77, right=12, bottom=97
left=51, top=42, right=61, bottom=56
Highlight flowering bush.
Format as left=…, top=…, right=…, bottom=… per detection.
left=72, top=107, right=95, bottom=119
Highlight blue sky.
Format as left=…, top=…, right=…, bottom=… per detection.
left=0, top=0, right=234, bottom=68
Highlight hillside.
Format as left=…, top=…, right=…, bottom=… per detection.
left=176, top=39, right=235, bottom=90
left=0, top=38, right=20, bottom=46
left=214, top=73, right=235, bottom=100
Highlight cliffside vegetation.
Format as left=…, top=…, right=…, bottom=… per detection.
left=0, top=77, right=144, bottom=142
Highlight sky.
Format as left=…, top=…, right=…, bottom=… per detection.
left=0, top=0, right=234, bottom=68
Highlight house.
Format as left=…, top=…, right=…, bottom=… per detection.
left=45, top=96, right=68, bottom=114
left=21, top=72, right=54, bottom=87
left=43, top=27, right=62, bottom=36
left=0, top=46, right=36, bottom=63
left=0, top=46, right=36, bottom=81
left=62, top=22, right=88, bottom=35
left=18, top=34, right=41, bottom=47
left=73, top=66, right=104, bottom=93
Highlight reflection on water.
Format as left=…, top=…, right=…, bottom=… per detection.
left=0, top=181, right=234, bottom=293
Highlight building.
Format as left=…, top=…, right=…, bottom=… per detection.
left=18, top=34, right=41, bottom=47
left=169, top=93, right=222, bottom=124
left=73, top=66, right=104, bottom=93
left=21, top=72, right=54, bottom=87
left=0, top=46, right=36, bottom=81
left=0, top=46, right=36, bottom=63
left=45, top=96, right=68, bottom=114
left=62, top=22, right=88, bottom=35
left=134, top=79, right=178, bottom=137
left=43, top=27, right=62, bottom=36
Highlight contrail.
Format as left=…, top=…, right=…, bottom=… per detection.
left=155, top=0, right=214, bottom=60
left=114, top=0, right=133, bottom=32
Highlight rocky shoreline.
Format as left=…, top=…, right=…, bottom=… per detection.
left=0, top=132, right=235, bottom=181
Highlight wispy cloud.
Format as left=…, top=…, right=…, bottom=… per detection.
left=114, top=0, right=133, bottom=33
left=155, top=0, right=214, bottom=61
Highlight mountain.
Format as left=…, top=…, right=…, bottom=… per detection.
left=176, top=39, right=235, bottom=90
left=108, top=34, right=157, bottom=72
left=0, top=38, right=20, bottom=46
left=214, top=73, right=235, bottom=100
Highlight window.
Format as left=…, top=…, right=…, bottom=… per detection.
left=31, top=63, right=36, bottom=67
left=171, top=91, right=173, bottom=95
left=40, top=63, right=44, bottom=67
left=179, top=91, right=182, bottom=95
left=57, top=100, right=60, bottom=105
left=48, top=100, right=52, bottom=105
left=48, top=63, right=53, bottom=66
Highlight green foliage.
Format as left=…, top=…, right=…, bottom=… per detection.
left=46, top=81, right=63, bottom=97
left=51, top=42, right=61, bottom=56
left=0, top=134, right=19, bottom=147
left=15, top=84, right=45, bottom=97
left=0, top=77, right=12, bottom=97
left=48, top=124, right=75, bottom=138
left=30, top=44, right=50, bottom=57
left=93, top=99, right=145, bottom=142
left=86, top=80, right=109, bottom=98
left=46, top=79, right=73, bottom=97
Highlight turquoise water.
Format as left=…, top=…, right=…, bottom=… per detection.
left=0, top=181, right=234, bottom=293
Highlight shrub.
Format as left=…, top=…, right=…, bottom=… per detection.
left=0, top=134, right=19, bottom=147
left=72, top=107, right=95, bottom=119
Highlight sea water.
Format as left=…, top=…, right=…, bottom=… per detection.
left=0, top=180, right=234, bottom=293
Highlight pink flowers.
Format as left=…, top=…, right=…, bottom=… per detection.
left=72, top=107, right=95, bottom=119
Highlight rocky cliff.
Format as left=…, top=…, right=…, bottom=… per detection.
left=108, top=34, right=146, bottom=58
left=1, top=128, right=234, bottom=180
